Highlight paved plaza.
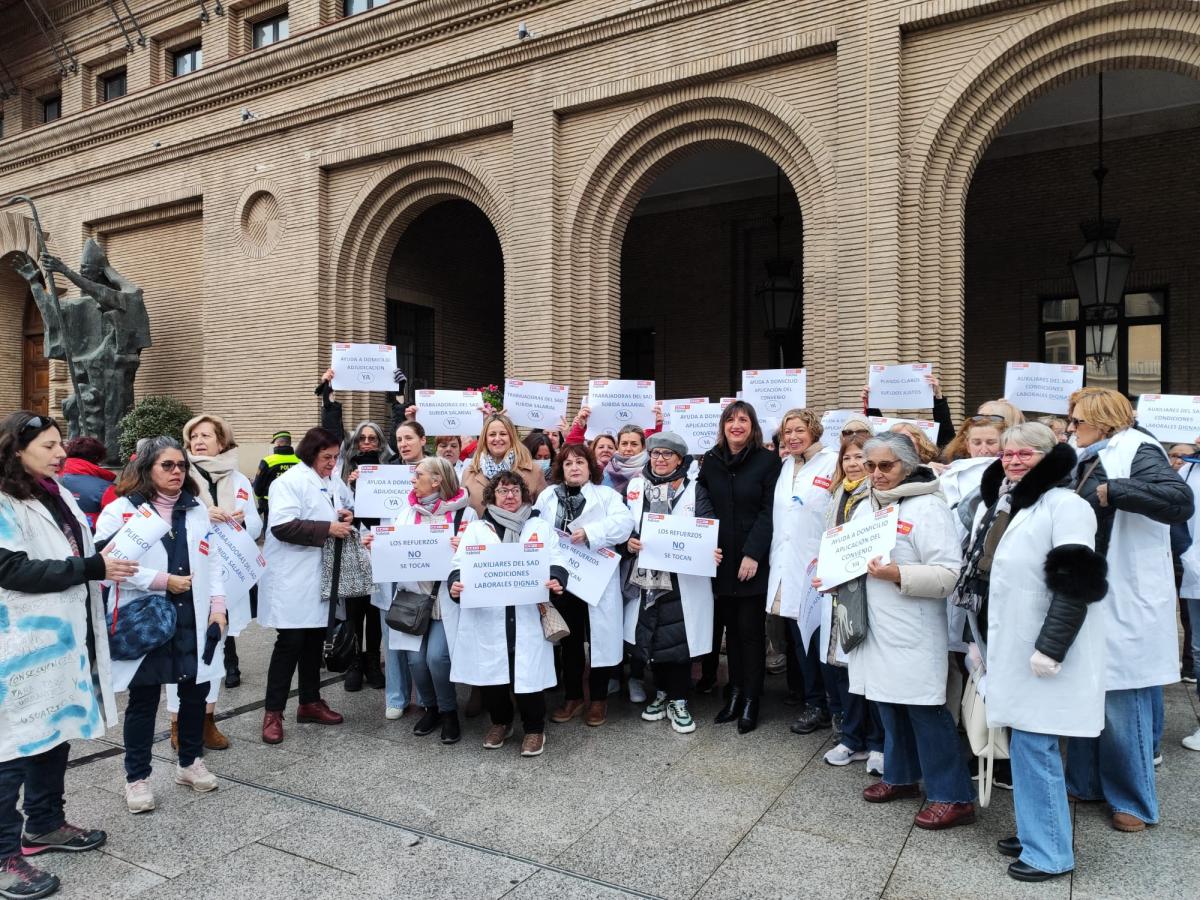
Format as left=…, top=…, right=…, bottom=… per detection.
left=49, top=625, right=1199, bottom=899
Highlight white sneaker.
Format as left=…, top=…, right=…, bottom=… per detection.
left=1153, top=753, right=1163, bottom=767
left=125, top=779, right=155, bottom=814
left=866, top=751, right=885, bottom=777
left=628, top=678, right=647, bottom=704
left=667, top=699, right=696, bottom=734
left=824, top=743, right=870, bottom=767
left=1183, top=728, right=1200, bottom=751
left=175, top=759, right=218, bottom=793
left=642, top=691, right=669, bottom=722
left=385, top=706, right=404, bottom=720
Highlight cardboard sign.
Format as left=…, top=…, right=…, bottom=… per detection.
left=1136, top=394, right=1200, bottom=445
left=370, top=523, right=455, bottom=583
left=505, top=379, right=569, bottom=429
left=867, top=363, right=933, bottom=410
left=586, top=379, right=656, bottom=439
left=415, top=390, right=483, bottom=437
left=741, top=369, right=807, bottom=432
left=555, top=529, right=620, bottom=606
left=869, top=416, right=940, bottom=445
left=816, top=505, right=899, bottom=589
left=330, top=343, right=397, bottom=392
left=459, top=540, right=550, bottom=608
left=207, top=520, right=267, bottom=591
left=669, top=403, right=725, bottom=455
left=106, top=504, right=170, bottom=562
left=1004, top=362, right=1084, bottom=415
left=637, top=513, right=719, bottom=578
left=353, top=465, right=416, bottom=518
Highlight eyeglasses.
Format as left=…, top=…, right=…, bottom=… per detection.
left=863, top=459, right=900, bottom=473
left=494, top=486, right=523, bottom=498
left=358, top=433, right=380, bottom=445
left=1066, top=417, right=1088, bottom=428
left=841, top=428, right=871, bottom=438
left=649, top=449, right=678, bottom=460
left=19, top=415, right=55, bottom=438
left=1000, top=449, right=1040, bottom=463
left=158, top=460, right=189, bottom=473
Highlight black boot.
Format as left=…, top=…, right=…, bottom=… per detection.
left=344, top=656, right=363, bottom=693
left=364, top=653, right=385, bottom=690
left=440, top=711, right=461, bottom=745
left=714, top=688, right=743, bottom=724
left=224, top=635, right=241, bottom=688
left=737, top=697, right=760, bottom=734
left=413, top=706, right=440, bottom=736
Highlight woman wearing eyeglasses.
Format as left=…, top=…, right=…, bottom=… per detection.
left=95, top=437, right=231, bottom=813
left=1062, top=387, right=1194, bottom=832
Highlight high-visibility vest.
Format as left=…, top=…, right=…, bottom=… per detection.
left=256, top=452, right=299, bottom=502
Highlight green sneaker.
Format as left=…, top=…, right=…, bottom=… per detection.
left=667, top=700, right=696, bottom=734
left=641, top=691, right=669, bottom=721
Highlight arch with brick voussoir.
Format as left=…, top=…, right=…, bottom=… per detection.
left=898, top=0, right=1200, bottom=413
left=560, top=82, right=837, bottom=407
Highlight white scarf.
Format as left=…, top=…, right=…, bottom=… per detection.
left=187, top=448, right=240, bottom=510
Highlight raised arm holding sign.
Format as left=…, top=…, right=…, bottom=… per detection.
left=505, top=379, right=569, bottom=429
left=867, top=363, right=934, bottom=410
left=415, top=390, right=484, bottom=437
left=586, top=380, right=656, bottom=439
left=1003, top=362, right=1083, bottom=415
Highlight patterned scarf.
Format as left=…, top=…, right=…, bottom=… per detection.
left=952, top=478, right=1015, bottom=612
left=481, top=449, right=516, bottom=480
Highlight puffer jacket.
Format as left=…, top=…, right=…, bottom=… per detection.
left=695, top=444, right=781, bottom=596
left=634, top=588, right=688, bottom=665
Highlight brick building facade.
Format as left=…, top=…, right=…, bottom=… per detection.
left=1, top=0, right=1198, bottom=463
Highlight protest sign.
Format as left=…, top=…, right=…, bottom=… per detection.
left=330, top=343, right=397, bottom=392
left=1003, top=362, right=1083, bottom=415
left=555, top=529, right=620, bottom=606
left=638, top=513, right=719, bottom=578
left=370, top=523, right=455, bottom=583
left=820, top=409, right=861, bottom=449
left=1136, top=394, right=1200, bottom=444
left=353, top=465, right=417, bottom=518
left=415, top=390, right=483, bottom=437
left=816, top=505, right=899, bottom=589
left=204, top=520, right=267, bottom=592
left=867, top=363, right=933, bottom=410
left=505, top=379, right=569, bottom=429
left=868, top=416, right=939, bottom=445
left=669, top=403, right=725, bottom=454
left=586, top=379, right=656, bottom=439
left=661, top=398, right=708, bottom=432
left=106, top=505, right=171, bottom=562
left=459, top=539, right=550, bottom=609
left=798, top=559, right=823, bottom=648
left=741, top=369, right=807, bottom=431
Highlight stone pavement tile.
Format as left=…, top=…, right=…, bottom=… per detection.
left=147, top=841, right=359, bottom=900
left=1155, top=749, right=1200, bottom=829
left=1070, top=806, right=1200, bottom=899
left=695, top=823, right=895, bottom=900
left=504, top=869, right=647, bottom=899
left=34, top=849, right=166, bottom=900
left=66, top=754, right=247, bottom=805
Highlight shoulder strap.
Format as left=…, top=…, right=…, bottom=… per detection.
left=453, top=507, right=466, bottom=532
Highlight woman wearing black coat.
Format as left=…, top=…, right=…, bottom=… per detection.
left=696, top=400, right=782, bottom=733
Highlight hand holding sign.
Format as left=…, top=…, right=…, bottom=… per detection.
left=106, top=505, right=171, bottom=563
left=415, top=390, right=484, bottom=436
left=505, top=379, right=569, bottom=429
left=815, top=505, right=899, bottom=589
left=460, top=540, right=550, bottom=608
left=637, top=513, right=719, bottom=577
left=354, top=465, right=416, bottom=518
left=330, top=343, right=398, bottom=392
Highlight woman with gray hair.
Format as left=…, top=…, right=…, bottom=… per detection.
left=816, top=431, right=973, bottom=829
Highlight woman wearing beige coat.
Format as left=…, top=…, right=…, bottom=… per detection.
left=460, top=414, right=546, bottom=516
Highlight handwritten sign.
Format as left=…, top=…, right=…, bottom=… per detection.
left=669, top=403, right=725, bottom=455
left=586, top=379, right=656, bottom=439
left=354, top=465, right=416, bottom=518
left=638, top=513, right=719, bottom=578
left=1004, top=362, right=1084, bottom=415
left=371, top=523, right=455, bottom=583
left=742, top=369, right=807, bottom=432
left=330, top=343, right=397, bottom=392
left=869, top=416, right=940, bottom=445
left=816, top=505, right=899, bottom=589
left=867, top=363, right=933, bottom=410
left=415, top=390, right=483, bottom=437
left=555, top=529, right=620, bottom=606
left=106, top=505, right=170, bottom=562
left=459, top=540, right=549, bottom=608
left=820, top=410, right=862, bottom=449
left=206, top=520, right=267, bottom=591
left=661, top=398, right=708, bottom=432
left=505, top=379, right=569, bottom=429
left=1136, top=394, right=1200, bottom=444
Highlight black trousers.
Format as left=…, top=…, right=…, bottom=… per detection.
left=265, top=627, right=325, bottom=712
left=654, top=660, right=692, bottom=702
left=346, top=595, right=381, bottom=667
left=481, top=685, right=546, bottom=734
left=0, top=742, right=69, bottom=858
left=700, top=613, right=727, bottom=684
left=125, top=680, right=208, bottom=781
left=554, top=592, right=615, bottom=701
left=716, top=594, right=767, bottom=700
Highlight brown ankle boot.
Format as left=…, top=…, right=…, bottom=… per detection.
left=170, top=719, right=179, bottom=751
left=203, top=713, right=230, bottom=750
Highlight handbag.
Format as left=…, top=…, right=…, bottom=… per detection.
left=105, top=586, right=177, bottom=660
left=539, top=602, right=570, bottom=644
left=320, top=531, right=374, bottom=601
left=386, top=588, right=435, bottom=636
left=832, top=577, right=868, bottom=654
left=320, top=537, right=360, bottom=673
left=960, top=664, right=1010, bottom=808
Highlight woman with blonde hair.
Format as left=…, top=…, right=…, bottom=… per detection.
left=890, top=423, right=939, bottom=465
left=461, top=414, right=546, bottom=515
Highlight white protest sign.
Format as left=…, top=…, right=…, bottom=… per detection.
left=1136, top=394, right=1200, bottom=444
left=637, top=513, right=719, bottom=578
left=203, top=521, right=267, bottom=592
left=370, top=522, right=455, bottom=583
left=1004, top=362, right=1084, bottom=415
left=353, top=465, right=416, bottom=518
left=555, top=529, right=620, bottom=606
left=816, top=505, right=899, bottom=589
left=505, top=379, right=569, bottom=429
left=661, top=398, right=708, bottom=432
left=415, top=390, right=483, bottom=437
left=798, top=559, right=823, bottom=648
left=742, top=369, right=807, bottom=431
left=669, top=403, right=725, bottom=455
left=459, top=539, right=549, bottom=609
left=869, top=416, right=939, bottom=445
left=820, top=409, right=862, bottom=449
left=106, top=505, right=171, bottom=562
left=867, top=363, right=934, bottom=410
left=586, top=380, right=656, bottom=439
left=330, top=343, right=397, bottom=392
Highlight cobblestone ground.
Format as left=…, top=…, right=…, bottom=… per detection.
left=47, top=624, right=1200, bottom=899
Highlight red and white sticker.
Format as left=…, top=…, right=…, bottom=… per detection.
left=897, top=520, right=913, bottom=535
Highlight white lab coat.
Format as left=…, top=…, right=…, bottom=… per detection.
left=847, top=491, right=963, bottom=705
left=216, top=471, right=262, bottom=636
left=623, top=474, right=714, bottom=657
left=1095, top=428, right=1180, bottom=690
left=535, top=482, right=635, bottom=667
left=258, top=463, right=353, bottom=630
left=975, top=489, right=1105, bottom=737
left=95, top=496, right=226, bottom=694
left=766, top=448, right=837, bottom=618
left=937, top=455, right=995, bottom=653
left=448, top=516, right=559, bottom=693
left=1178, top=461, right=1200, bottom=599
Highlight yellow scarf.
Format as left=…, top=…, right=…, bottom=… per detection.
left=841, top=476, right=867, bottom=523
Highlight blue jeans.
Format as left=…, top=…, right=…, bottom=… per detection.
left=836, top=680, right=884, bottom=753
left=876, top=701, right=974, bottom=803
left=1188, top=597, right=1200, bottom=699
left=406, top=619, right=456, bottom=713
left=382, top=610, right=412, bottom=711
left=1010, top=729, right=1074, bottom=873
left=1065, top=686, right=1158, bottom=824
left=1152, top=686, right=1164, bottom=758
left=0, top=742, right=69, bottom=858
left=786, top=619, right=826, bottom=710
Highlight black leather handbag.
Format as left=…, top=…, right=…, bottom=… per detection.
left=385, top=588, right=435, bottom=636
left=322, top=537, right=359, bottom=672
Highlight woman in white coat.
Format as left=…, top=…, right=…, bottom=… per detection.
left=0, top=412, right=133, bottom=897
left=95, top=438, right=228, bottom=814
left=448, top=471, right=567, bottom=757
left=959, top=424, right=1107, bottom=881
left=258, top=428, right=354, bottom=745
left=827, top=432, right=974, bottom=830
left=767, top=409, right=838, bottom=736
left=538, top=444, right=634, bottom=727
left=1063, top=387, right=1194, bottom=831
